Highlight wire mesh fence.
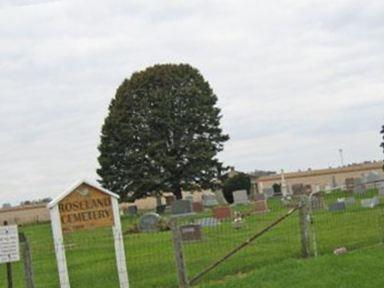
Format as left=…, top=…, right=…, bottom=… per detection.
left=1, top=184, right=384, bottom=288
left=177, top=200, right=301, bottom=286
left=310, top=187, right=384, bottom=256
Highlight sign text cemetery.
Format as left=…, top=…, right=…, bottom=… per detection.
left=57, top=184, right=114, bottom=233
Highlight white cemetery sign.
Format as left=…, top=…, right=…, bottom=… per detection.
left=48, top=180, right=129, bottom=288
left=0, top=225, right=20, bottom=264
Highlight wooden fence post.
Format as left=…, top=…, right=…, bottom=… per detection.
left=19, top=233, right=35, bottom=288
left=299, top=195, right=311, bottom=258
left=170, top=217, right=189, bottom=288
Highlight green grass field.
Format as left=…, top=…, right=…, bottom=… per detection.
left=1, top=190, right=383, bottom=288
left=200, top=244, right=384, bottom=288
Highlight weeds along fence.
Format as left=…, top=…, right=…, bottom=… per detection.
left=1, top=186, right=384, bottom=288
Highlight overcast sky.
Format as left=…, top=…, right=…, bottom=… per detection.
left=1, top=0, right=383, bottom=204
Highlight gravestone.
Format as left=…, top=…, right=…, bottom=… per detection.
left=329, top=202, right=346, bottom=212
left=262, top=187, right=274, bottom=199
left=255, top=193, right=266, bottom=201
left=337, top=198, right=345, bottom=203
left=126, top=205, right=138, bottom=216
left=292, top=184, right=305, bottom=196
left=372, top=196, right=380, bottom=206
left=232, top=190, right=249, bottom=204
left=364, top=172, right=380, bottom=189
left=192, top=202, right=204, bottom=212
left=353, top=178, right=365, bottom=195
left=180, top=224, right=202, bottom=242
left=139, top=212, right=161, bottom=232
left=171, top=200, right=193, bottom=215
left=345, top=197, right=356, bottom=206
left=195, top=217, right=220, bottom=227
left=156, top=204, right=167, bottom=214
left=361, top=197, right=380, bottom=208
left=202, top=193, right=219, bottom=207
left=255, top=200, right=268, bottom=214
left=213, top=206, right=231, bottom=220
left=214, top=190, right=228, bottom=205
left=365, top=172, right=381, bottom=184
left=345, top=178, right=354, bottom=193
left=165, top=195, right=175, bottom=206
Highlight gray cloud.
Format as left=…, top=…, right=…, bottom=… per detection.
left=1, top=0, right=383, bottom=204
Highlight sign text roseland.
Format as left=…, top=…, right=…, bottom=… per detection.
left=58, top=184, right=114, bottom=232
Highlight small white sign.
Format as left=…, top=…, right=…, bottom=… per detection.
left=0, top=225, right=20, bottom=264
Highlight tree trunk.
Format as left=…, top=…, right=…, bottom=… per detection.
left=174, top=184, right=183, bottom=200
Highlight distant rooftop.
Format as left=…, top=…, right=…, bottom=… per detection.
left=254, top=160, right=384, bottom=182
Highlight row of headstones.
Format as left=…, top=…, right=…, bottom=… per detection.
left=122, top=189, right=253, bottom=217
left=168, top=192, right=267, bottom=241
left=329, top=196, right=381, bottom=211
left=262, top=174, right=384, bottom=199
left=126, top=180, right=384, bottom=220
left=138, top=197, right=269, bottom=233
left=345, top=177, right=384, bottom=194
left=283, top=181, right=384, bottom=211
left=169, top=190, right=269, bottom=217
left=137, top=181, right=384, bottom=234
left=172, top=200, right=269, bottom=218
left=284, top=178, right=384, bottom=197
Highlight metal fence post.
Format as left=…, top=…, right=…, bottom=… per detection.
left=170, top=217, right=189, bottom=288
left=3, top=221, right=13, bottom=288
left=19, top=233, right=35, bottom=288
left=299, top=195, right=311, bottom=258
left=6, top=262, right=13, bottom=288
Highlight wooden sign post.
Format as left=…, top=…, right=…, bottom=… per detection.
left=48, top=180, right=129, bottom=288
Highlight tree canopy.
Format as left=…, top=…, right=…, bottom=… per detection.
left=97, top=64, right=229, bottom=201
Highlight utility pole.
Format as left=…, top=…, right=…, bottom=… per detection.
left=338, top=149, right=344, bottom=166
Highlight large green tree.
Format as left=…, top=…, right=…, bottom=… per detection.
left=97, top=64, right=229, bottom=201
